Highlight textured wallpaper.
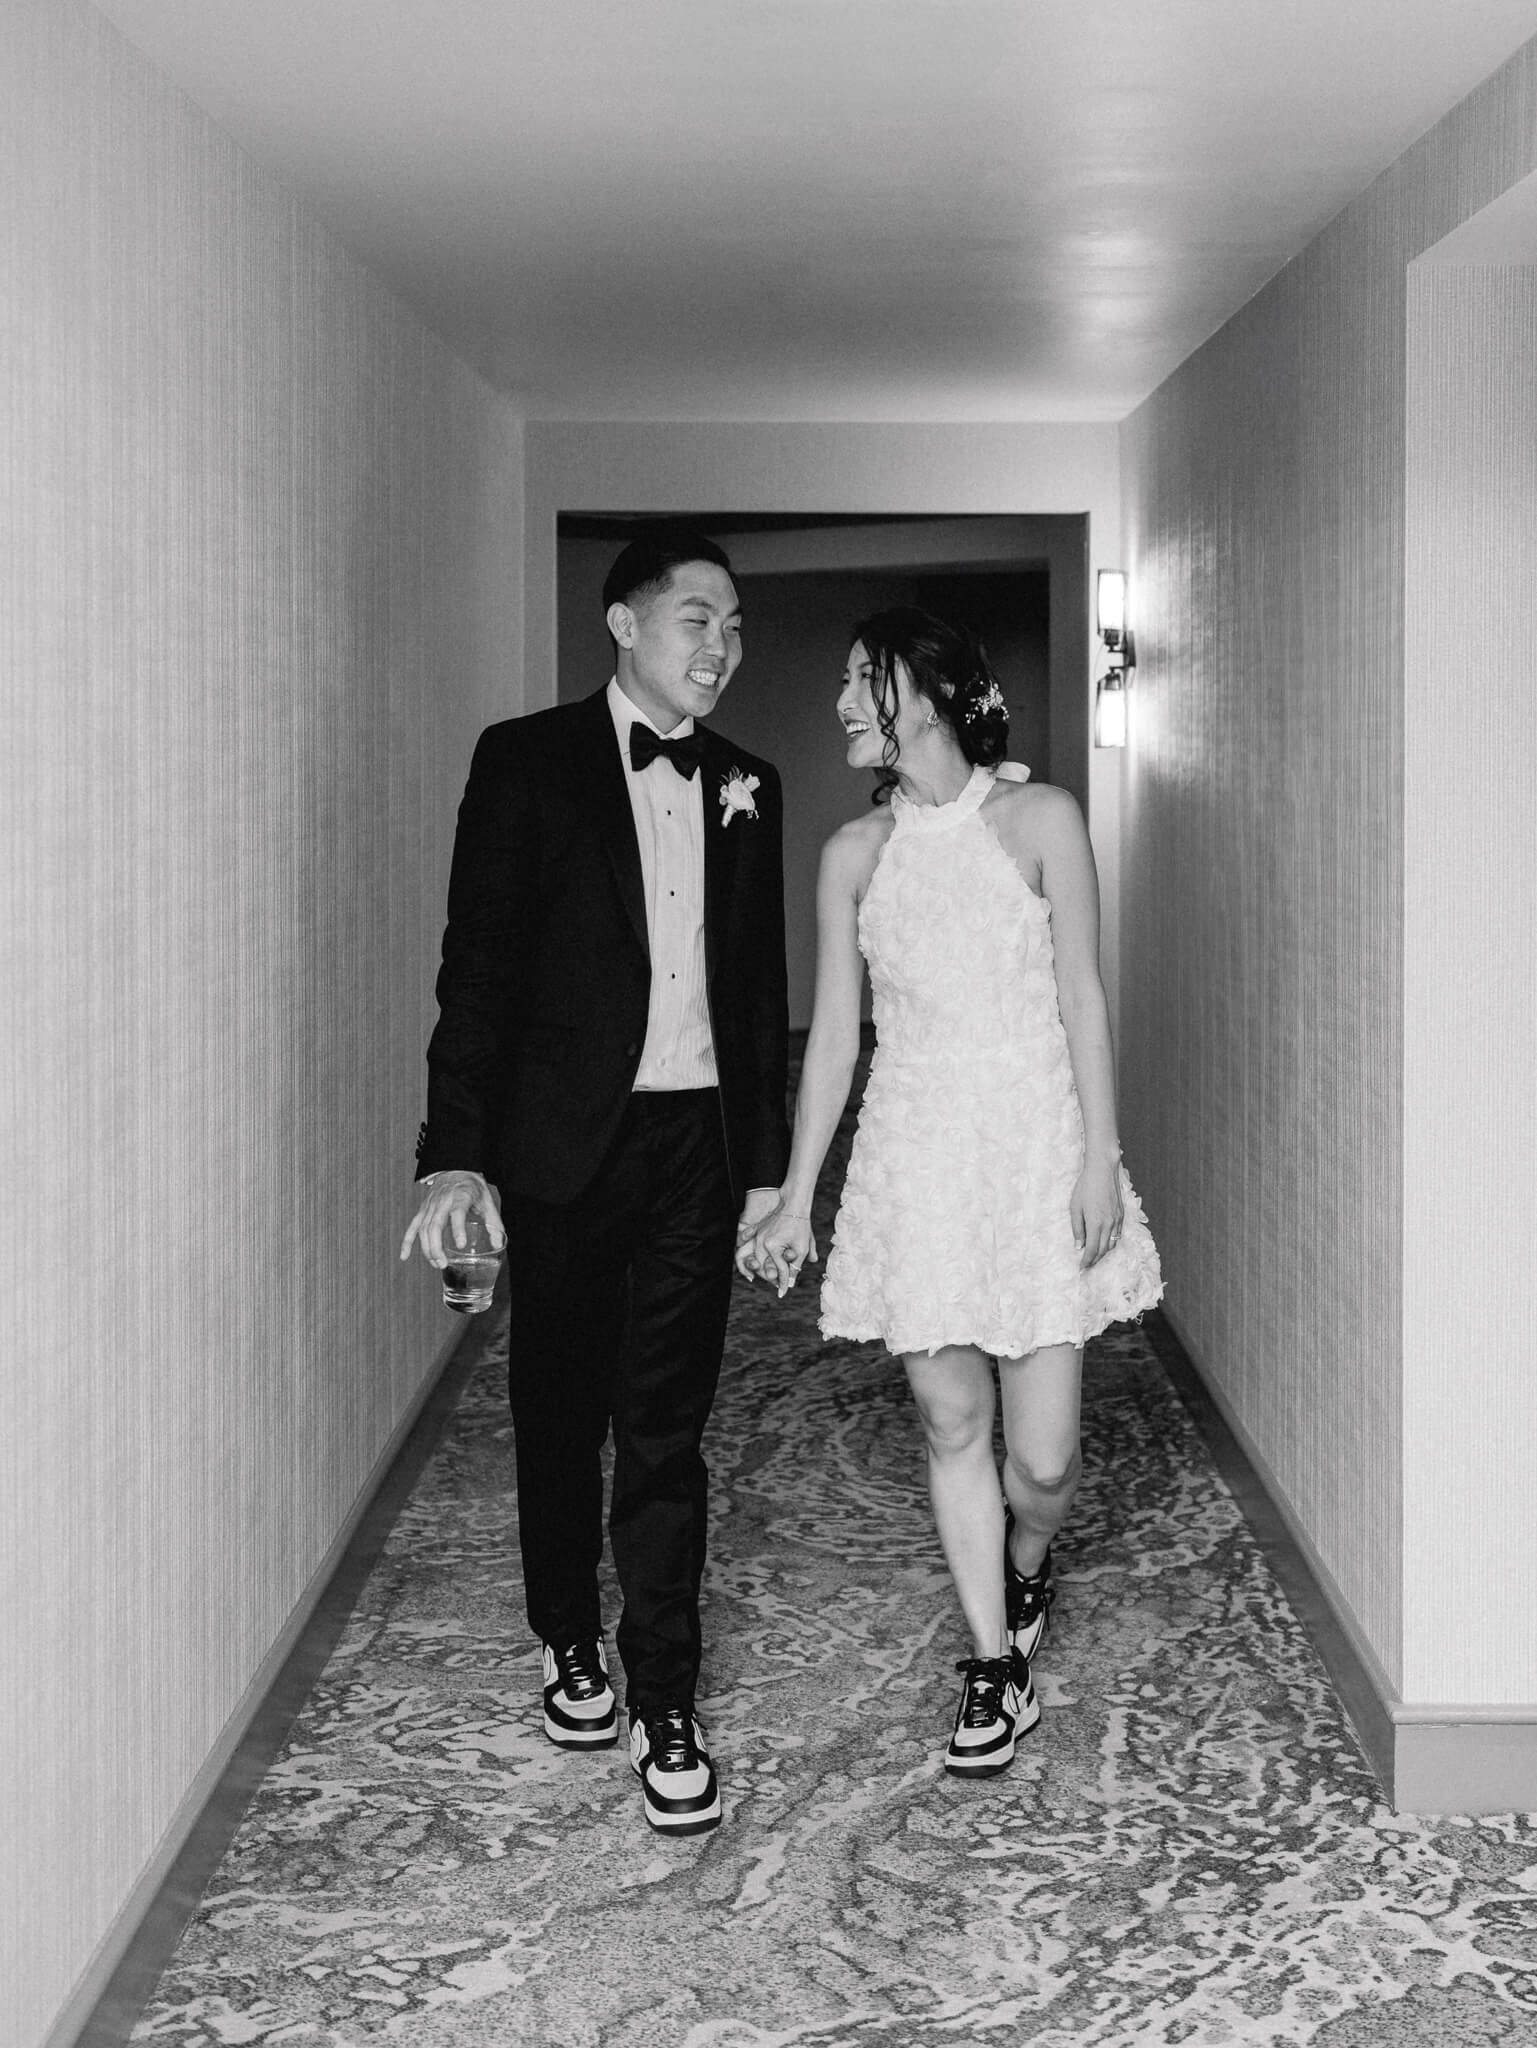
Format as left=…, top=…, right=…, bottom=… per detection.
left=1120, top=41, right=1537, bottom=1701
left=0, top=5, right=522, bottom=2042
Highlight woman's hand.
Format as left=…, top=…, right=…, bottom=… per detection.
left=735, top=1198, right=818, bottom=1297
left=1070, top=1155, right=1124, bottom=1269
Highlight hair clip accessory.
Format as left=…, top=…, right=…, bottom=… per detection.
left=964, top=679, right=1008, bottom=721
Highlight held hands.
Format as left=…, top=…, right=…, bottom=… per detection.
left=1071, top=1154, right=1124, bottom=1270
left=735, top=1191, right=819, bottom=1298
left=399, top=1170, right=506, bottom=1269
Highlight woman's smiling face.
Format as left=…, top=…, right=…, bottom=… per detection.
left=836, top=640, right=930, bottom=770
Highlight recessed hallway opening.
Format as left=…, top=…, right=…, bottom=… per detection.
left=555, top=511, right=1090, bottom=1034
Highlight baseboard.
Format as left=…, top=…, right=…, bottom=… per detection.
left=1389, top=1708, right=1537, bottom=1816
left=1145, top=1308, right=1537, bottom=1817
left=47, top=1318, right=479, bottom=2048
left=1142, top=1306, right=1402, bottom=1790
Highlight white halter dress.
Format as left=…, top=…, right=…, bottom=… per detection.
left=819, top=764, right=1163, bottom=1359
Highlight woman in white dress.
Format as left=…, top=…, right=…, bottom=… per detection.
left=738, top=609, right=1161, bottom=1776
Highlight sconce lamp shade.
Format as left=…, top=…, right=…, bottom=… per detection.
left=1094, top=673, right=1127, bottom=748
left=1094, top=570, right=1132, bottom=744
left=1096, top=570, right=1127, bottom=647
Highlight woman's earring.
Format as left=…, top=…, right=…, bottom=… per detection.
left=924, top=708, right=940, bottom=728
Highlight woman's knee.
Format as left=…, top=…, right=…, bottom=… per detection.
left=1005, top=1441, right=1081, bottom=1496
left=914, top=1392, right=993, bottom=1460
left=905, top=1349, right=994, bottom=1459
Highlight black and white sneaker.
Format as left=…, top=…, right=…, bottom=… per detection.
left=945, top=1655, right=1037, bottom=1775
left=541, top=1638, right=618, bottom=1750
left=1004, top=1512, right=1055, bottom=1667
left=629, top=1706, right=722, bottom=1835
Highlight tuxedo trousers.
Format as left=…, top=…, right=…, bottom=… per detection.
left=499, top=1088, right=736, bottom=1716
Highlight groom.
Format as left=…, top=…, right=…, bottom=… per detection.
left=402, top=526, right=788, bottom=1836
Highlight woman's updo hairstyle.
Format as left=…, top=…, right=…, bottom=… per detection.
left=850, top=606, right=1010, bottom=804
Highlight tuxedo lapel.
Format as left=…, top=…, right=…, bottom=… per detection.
left=574, top=690, right=649, bottom=965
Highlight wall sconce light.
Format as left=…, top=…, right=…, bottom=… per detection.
left=1094, top=570, right=1135, bottom=748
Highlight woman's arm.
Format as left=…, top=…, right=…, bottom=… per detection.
left=1033, top=788, right=1125, bottom=1267
left=737, top=820, right=874, bottom=1292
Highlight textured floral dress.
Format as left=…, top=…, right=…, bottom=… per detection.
left=819, top=763, right=1163, bottom=1359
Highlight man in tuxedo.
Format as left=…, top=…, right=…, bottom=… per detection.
left=401, top=527, right=789, bottom=1836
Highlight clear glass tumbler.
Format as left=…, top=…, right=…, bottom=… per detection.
left=440, top=1211, right=503, bottom=1314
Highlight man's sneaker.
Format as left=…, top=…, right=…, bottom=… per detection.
left=1004, top=1512, right=1055, bottom=1666
left=541, top=1638, right=618, bottom=1749
left=944, top=1655, right=1038, bottom=1776
left=629, top=1706, right=722, bottom=1835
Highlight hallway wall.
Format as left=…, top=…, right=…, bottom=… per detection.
left=1119, top=39, right=1537, bottom=1721
left=1402, top=250, right=1537, bottom=1709
left=0, top=6, right=522, bottom=2043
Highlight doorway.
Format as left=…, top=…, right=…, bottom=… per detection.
left=556, top=512, right=1088, bottom=1028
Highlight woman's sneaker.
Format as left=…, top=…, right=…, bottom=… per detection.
left=541, top=1638, right=618, bottom=1749
left=1004, top=1512, right=1055, bottom=1667
left=944, top=1655, right=1038, bottom=1775
left=629, top=1706, right=722, bottom=1835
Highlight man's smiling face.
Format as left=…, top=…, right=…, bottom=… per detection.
left=609, top=561, right=743, bottom=732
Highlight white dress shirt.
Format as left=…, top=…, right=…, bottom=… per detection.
left=607, top=680, right=718, bottom=1091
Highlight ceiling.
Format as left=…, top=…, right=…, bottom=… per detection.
left=92, top=0, right=1537, bottom=422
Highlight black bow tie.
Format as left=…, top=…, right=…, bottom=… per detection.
left=629, top=723, right=703, bottom=779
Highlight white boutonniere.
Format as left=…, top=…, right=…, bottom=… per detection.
left=718, top=767, right=760, bottom=825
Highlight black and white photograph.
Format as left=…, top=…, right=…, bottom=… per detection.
left=5, top=2, right=1537, bottom=2042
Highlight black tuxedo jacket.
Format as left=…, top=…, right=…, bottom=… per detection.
left=416, top=688, right=790, bottom=1209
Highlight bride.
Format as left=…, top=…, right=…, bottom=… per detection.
left=738, top=607, right=1162, bottom=1776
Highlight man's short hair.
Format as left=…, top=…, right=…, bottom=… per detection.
left=601, top=525, right=735, bottom=618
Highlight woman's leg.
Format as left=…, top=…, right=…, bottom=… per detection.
left=998, top=1343, right=1084, bottom=1576
left=903, top=1346, right=1007, bottom=1660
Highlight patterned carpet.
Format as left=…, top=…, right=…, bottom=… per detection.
left=131, top=1064, right=1537, bottom=2045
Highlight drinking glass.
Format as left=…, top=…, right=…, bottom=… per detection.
left=440, top=1210, right=503, bottom=1314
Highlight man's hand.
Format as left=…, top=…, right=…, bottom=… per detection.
left=400, top=1170, right=506, bottom=1270
left=735, top=1189, right=818, bottom=1297
left=735, top=1186, right=781, bottom=1247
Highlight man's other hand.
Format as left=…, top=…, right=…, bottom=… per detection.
left=400, top=1170, right=506, bottom=1269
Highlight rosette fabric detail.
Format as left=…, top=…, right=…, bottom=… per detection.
left=819, top=764, right=1162, bottom=1358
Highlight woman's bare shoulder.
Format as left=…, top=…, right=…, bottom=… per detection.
left=983, top=770, right=1076, bottom=811
left=827, top=803, right=893, bottom=849
left=823, top=805, right=892, bottom=886
left=984, top=774, right=1082, bottom=839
